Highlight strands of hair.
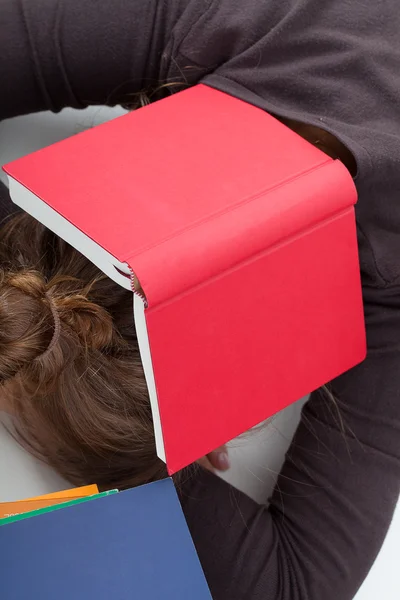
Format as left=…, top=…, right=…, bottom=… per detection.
left=0, top=212, right=167, bottom=490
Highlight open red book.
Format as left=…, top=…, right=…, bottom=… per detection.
left=3, top=85, right=366, bottom=473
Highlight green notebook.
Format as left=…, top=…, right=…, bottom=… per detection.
left=0, top=490, right=118, bottom=526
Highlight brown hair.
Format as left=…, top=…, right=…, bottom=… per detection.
left=0, top=212, right=167, bottom=490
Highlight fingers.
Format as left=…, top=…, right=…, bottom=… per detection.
left=206, top=445, right=230, bottom=472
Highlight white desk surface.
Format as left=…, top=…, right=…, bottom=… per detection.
left=0, top=108, right=398, bottom=599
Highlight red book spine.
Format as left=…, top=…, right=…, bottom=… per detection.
left=130, top=159, right=356, bottom=308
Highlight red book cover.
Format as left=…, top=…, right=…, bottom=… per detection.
left=3, top=85, right=366, bottom=473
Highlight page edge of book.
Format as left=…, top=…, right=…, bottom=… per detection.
left=133, top=293, right=166, bottom=464
left=7, top=178, right=132, bottom=291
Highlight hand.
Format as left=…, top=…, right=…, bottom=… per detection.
left=197, top=445, right=230, bottom=473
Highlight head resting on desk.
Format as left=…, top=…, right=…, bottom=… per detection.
left=0, top=117, right=354, bottom=491
left=0, top=212, right=168, bottom=490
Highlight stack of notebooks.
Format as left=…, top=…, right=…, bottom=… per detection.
left=0, top=479, right=212, bottom=599
left=0, top=483, right=113, bottom=525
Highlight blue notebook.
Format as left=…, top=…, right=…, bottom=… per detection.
left=1, top=479, right=212, bottom=599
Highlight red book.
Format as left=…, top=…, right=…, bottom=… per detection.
left=3, top=85, right=366, bottom=474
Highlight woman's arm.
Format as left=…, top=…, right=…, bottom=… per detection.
left=1, top=0, right=193, bottom=119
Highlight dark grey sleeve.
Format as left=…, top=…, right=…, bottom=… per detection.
left=179, top=284, right=400, bottom=599
left=1, top=0, right=195, bottom=119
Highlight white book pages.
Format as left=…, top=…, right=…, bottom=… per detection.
left=7, top=177, right=132, bottom=291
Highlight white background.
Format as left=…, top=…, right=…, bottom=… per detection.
left=0, top=107, right=398, bottom=599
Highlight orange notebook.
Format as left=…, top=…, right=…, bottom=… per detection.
left=0, top=484, right=99, bottom=519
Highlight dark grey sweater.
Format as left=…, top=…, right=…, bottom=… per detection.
left=1, top=1, right=400, bottom=599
